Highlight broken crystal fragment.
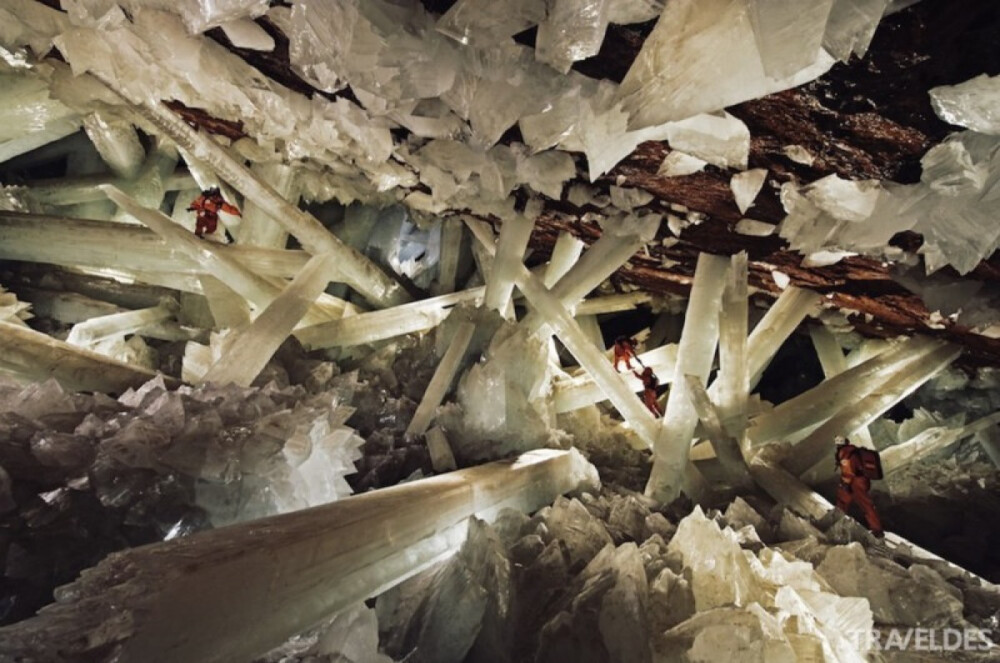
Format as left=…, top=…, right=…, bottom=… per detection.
left=436, top=0, right=545, bottom=47
left=656, top=151, right=708, bottom=177
left=730, top=169, right=767, bottom=214
left=749, top=0, right=835, bottom=79
left=219, top=18, right=275, bottom=51
left=535, top=0, right=610, bottom=74
left=666, top=112, right=750, bottom=170
left=617, top=0, right=836, bottom=128
left=929, top=73, right=1000, bottom=136
left=822, top=0, right=890, bottom=61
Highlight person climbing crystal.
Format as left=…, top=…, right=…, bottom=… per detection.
left=187, top=187, right=241, bottom=238
left=633, top=366, right=662, bottom=418
left=834, top=436, right=884, bottom=537
left=613, top=335, right=643, bottom=372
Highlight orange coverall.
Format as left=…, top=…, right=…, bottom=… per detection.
left=634, top=367, right=662, bottom=418
left=188, top=191, right=241, bottom=237
left=614, top=337, right=639, bottom=372
left=835, top=444, right=883, bottom=535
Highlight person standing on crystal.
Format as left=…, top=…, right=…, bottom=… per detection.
left=633, top=366, right=662, bottom=417
left=834, top=436, right=884, bottom=537
left=187, top=187, right=241, bottom=239
left=614, top=336, right=643, bottom=372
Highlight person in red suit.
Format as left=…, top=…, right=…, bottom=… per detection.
left=187, top=187, right=241, bottom=238
left=614, top=336, right=642, bottom=372
left=834, top=437, right=884, bottom=537
left=633, top=366, right=662, bottom=418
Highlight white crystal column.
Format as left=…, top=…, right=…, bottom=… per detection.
left=82, top=111, right=145, bottom=180
left=685, top=375, right=746, bottom=480
left=405, top=321, right=476, bottom=438
left=425, top=426, right=458, bottom=472
left=544, top=231, right=586, bottom=287
left=201, top=254, right=338, bottom=387
left=785, top=341, right=960, bottom=476
left=434, top=217, right=465, bottom=295
left=0, top=211, right=315, bottom=279
left=112, top=139, right=179, bottom=225
left=747, top=286, right=822, bottom=388
left=809, top=325, right=875, bottom=448
left=199, top=276, right=252, bottom=329
left=553, top=343, right=678, bottom=413
left=976, top=426, right=1000, bottom=469
left=646, top=253, right=729, bottom=503
left=575, top=292, right=653, bottom=316
left=66, top=302, right=176, bottom=347
left=296, top=286, right=486, bottom=350
left=715, top=252, right=750, bottom=441
left=747, top=336, right=944, bottom=447
left=748, top=450, right=834, bottom=521
left=98, top=81, right=410, bottom=308
left=484, top=214, right=534, bottom=316
left=237, top=163, right=297, bottom=249
left=0, top=450, right=597, bottom=663
left=0, top=321, right=168, bottom=393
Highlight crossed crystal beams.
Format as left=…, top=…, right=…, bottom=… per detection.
left=0, top=449, right=598, bottom=663
left=93, top=74, right=410, bottom=309
left=465, top=218, right=661, bottom=446
left=746, top=334, right=961, bottom=481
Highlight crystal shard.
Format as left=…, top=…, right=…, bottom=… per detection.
left=535, top=0, right=610, bottom=74
left=730, top=169, right=768, bottom=214
left=201, top=254, right=337, bottom=387
left=929, top=73, right=1000, bottom=135
left=405, top=321, right=475, bottom=438
left=617, top=0, right=836, bottom=128
left=822, top=0, right=889, bottom=61
left=436, top=0, right=545, bottom=47
left=666, top=112, right=750, bottom=170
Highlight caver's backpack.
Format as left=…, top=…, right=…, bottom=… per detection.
left=855, top=447, right=884, bottom=480
left=835, top=444, right=884, bottom=480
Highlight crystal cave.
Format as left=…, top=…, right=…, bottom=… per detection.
left=0, top=1, right=1000, bottom=661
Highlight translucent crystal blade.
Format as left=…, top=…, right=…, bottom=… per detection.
left=0, top=450, right=596, bottom=662
left=543, top=231, right=585, bottom=288
left=715, top=252, right=749, bottom=441
left=66, top=302, right=175, bottom=346
left=0, top=321, right=167, bottom=393
left=23, top=169, right=196, bottom=206
left=574, top=292, right=653, bottom=316
left=746, top=286, right=822, bottom=388
left=553, top=343, right=678, bottom=413
left=406, top=321, right=476, bottom=438
left=434, top=217, right=465, bottom=295
left=823, top=0, right=890, bottom=60
left=202, top=254, right=338, bottom=387
left=82, top=110, right=145, bottom=180
left=425, top=426, right=458, bottom=472
left=485, top=214, right=534, bottom=316
left=747, top=335, right=947, bottom=448
left=808, top=325, right=874, bottom=448
left=646, top=253, right=729, bottom=503
left=684, top=374, right=746, bottom=479
left=199, top=275, right=252, bottom=328
left=236, top=162, right=298, bottom=249
left=296, top=286, right=485, bottom=350
left=749, top=0, right=834, bottom=79
left=0, top=211, right=315, bottom=280
left=665, top=112, right=750, bottom=170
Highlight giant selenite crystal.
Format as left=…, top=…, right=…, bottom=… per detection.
left=0, top=449, right=597, bottom=662
left=929, top=73, right=1000, bottom=136
left=617, top=0, right=844, bottom=128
